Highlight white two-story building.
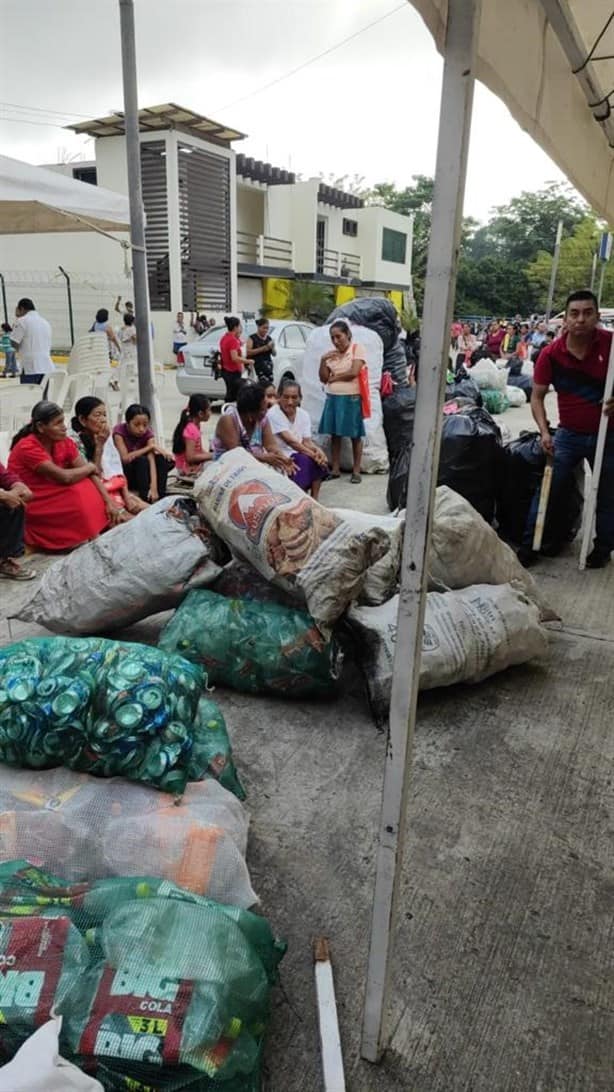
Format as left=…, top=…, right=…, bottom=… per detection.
left=1, top=104, right=413, bottom=359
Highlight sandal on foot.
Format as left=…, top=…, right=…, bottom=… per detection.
left=0, top=560, right=36, bottom=581
left=350, top=473, right=362, bottom=484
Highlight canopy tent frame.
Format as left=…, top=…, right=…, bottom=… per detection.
left=361, top=0, right=482, bottom=1061
left=362, top=0, right=614, bottom=1064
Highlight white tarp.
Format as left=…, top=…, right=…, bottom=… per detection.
left=0, top=154, right=130, bottom=234
left=409, top=1, right=614, bottom=224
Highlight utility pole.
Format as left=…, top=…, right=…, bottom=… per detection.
left=545, top=219, right=563, bottom=319
left=590, top=252, right=597, bottom=292
left=118, top=0, right=154, bottom=412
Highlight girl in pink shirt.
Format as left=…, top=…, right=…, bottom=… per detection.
left=171, top=394, right=213, bottom=477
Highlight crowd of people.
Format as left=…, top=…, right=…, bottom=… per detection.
left=0, top=318, right=371, bottom=578
left=450, top=315, right=555, bottom=375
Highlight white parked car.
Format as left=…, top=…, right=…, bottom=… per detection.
left=176, top=319, right=314, bottom=401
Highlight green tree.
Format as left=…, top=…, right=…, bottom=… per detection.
left=525, top=215, right=614, bottom=312
left=287, top=280, right=335, bottom=323
left=455, top=255, right=532, bottom=316
left=468, top=182, right=588, bottom=264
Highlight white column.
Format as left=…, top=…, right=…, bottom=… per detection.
left=361, top=0, right=482, bottom=1064
left=229, top=151, right=238, bottom=313
left=165, top=130, right=182, bottom=315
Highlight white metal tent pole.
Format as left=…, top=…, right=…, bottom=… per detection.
left=360, top=0, right=482, bottom=1064
left=546, top=219, right=563, bottom=319
left=118, top=0, right=154, bottom=413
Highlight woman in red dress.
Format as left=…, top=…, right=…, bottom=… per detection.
left=8, top=401, right=115, bottom=551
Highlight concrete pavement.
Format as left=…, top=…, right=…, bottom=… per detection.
left=1, top=376, right=612, bottom=1091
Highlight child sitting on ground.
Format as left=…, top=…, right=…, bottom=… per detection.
left=113, top=403, right=174, bottom=503
left=172, top=394, right=213, bottom=478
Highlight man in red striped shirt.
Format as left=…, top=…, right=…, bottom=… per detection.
left=520, top=289, right=614, bottom=569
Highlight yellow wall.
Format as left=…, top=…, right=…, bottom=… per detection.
left=388, top=290, right=403, bottom=313
left=335, top=285, right=356, bottom=306
left=263, top=278, right=291, bottom=318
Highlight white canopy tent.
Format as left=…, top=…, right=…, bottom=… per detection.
left=363, top=0, right=614, bottom=1066
left=0, top=154, right=130, bottom=235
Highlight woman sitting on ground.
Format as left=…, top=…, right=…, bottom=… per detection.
left=113, top=403, right=174, bottom=503
left=8, top=401, right=116, bottom=551
left=267, top=380, right=328, bottom=499
left=172, top=394, right=213, bottom=478
left=71, top=396, right=147, bottom=519
left=318, top=319, right=366, bottom=483
left=212, top=382, right=294, bottom=473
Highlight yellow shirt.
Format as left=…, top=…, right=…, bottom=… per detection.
left=327, top=343, right=365, bottom=396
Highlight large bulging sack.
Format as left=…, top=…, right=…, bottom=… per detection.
left=0, top=768, right=255, bottom=907
left=0, top=637, right=243, bottom=797
left=348, top=583, right=549, bottom=723
left=16, top=497, right=225, bottom=635
left=329, top=507, right=404, bottom=605
left=193, top=449, right=389, bottom=628
left=431, top=486, right=557, bottom=620
left=0, top=862, right=285, bottom=1089
left=437, top=406, right=502, bottom=523
left=383, top=384, right=417, bottom=463
left=470, top=358, right=508, bottom=390
left=159, top=589, right=343, bottom=698
left=302, top=323, right=388, bottom=472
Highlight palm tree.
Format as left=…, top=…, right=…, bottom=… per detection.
left=287, top=280, right=335, bottom=324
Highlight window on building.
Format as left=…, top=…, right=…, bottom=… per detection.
left=342, top=218, right=358, bottom=237
left=72, top=166, right=97, bottom=185
left=381, top=227, right=407, bottom=264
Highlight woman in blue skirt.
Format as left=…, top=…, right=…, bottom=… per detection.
left=318, top=320, right=366, bottom=483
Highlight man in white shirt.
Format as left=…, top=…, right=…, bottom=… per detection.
left=10, top=298, right=55, bottom=387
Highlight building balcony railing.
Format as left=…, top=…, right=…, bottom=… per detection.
left=237, top=230, right=294, bottom=269
left=317, top=247, right=362, bottom=279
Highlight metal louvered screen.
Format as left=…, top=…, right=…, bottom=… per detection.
left=140, top=141, right=170, bottom=310
left=179, top=142, right=231, bottom=313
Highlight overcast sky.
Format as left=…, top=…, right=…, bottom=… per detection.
left=1, top=0, right=568, bottom=221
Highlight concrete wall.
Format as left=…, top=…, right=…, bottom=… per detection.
left=237, top=184, right=266, bottom=236
left=238, top=276, right=263, bottom=315
left=267, top=180, right=318, bottom=272
left=354, top=206, right=413, bottom=287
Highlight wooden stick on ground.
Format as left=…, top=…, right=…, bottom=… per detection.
left=532, top=457, right=554, bottom=552
left=314, top=938, right=346, bottom=1092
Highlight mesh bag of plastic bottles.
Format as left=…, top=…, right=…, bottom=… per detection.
left=0, top=637, right=243, bottom=799
left=159, top=589, right=342, bottom=698
left=0, top=861, right=286, bottom=1091
left=0, top=768, right=255, bottom=907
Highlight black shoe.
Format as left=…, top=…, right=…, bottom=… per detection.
left=586, top=546, right=611, bottom=569
left=517, top=546, right=539, bottom=568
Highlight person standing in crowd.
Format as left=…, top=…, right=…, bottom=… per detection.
left=118, top=312, right=138, bottom=406
left=318, top=320, right=366, bottom=484
left=1, top=324, right=18, bottom=378
left=520, top=289, right=614, bottom=569
left=90, top=308, right=121, bottom=360
left=0, top=461, right=34, bottom=580
left=455, top=321, right=478, bottom=371
left=8, top=401, right=114, bottom=551
left=484, top=320, right=505, bottom=358
left=450, top=317, right=463, bottom=349
left=268, top=380, right=328, bottom=499
left=10, top=299, right=55, bottom=387
left=212, top=382, right=294, bottom=471
left=219, top=316, right=252, bottom=403
left=172, top=312, right=188, bottom=359
left=115, top=296, right=134, bottom=319
left=113, top=403, right=173, bottom=503
left=190, top=312, right=208, bottom=336
left=246, top=318, right=276, bottom=383
left=530, top=320, right=549, bottom=356
left=172, top=394, right=213, bottom=478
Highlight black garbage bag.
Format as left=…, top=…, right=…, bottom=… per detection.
left=387, top=404, right=502, bottom=519
left=452, top=377, right=483, bottom=406
left=328, top=297, right=399, bottom=350
left=383, top=385, right=416, bottom=463
left=496, top=431, right=582, bottom=550
left=437, top=406, right=502, bottom=523
left=387, top=445, right=411, bottom=511
left=383, top=339, right=410, bottom=385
